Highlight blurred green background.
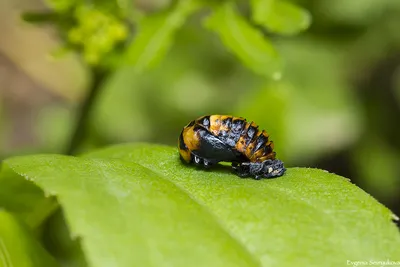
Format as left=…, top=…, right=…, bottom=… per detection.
left=1, top=0, right=400, bottom=218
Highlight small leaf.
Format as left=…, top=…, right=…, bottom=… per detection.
left=5, top=155, right=258, bottom=267
left=124, top=0, right=201, bottom=72
left=251, top=0, right=311, bottom=35
left=0, top=210, right=59, bottom=267
left=204, top=2, right=282, bottom=79
left=21, top=12, right=59, bottom=24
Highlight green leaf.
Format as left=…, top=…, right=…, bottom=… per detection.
left=21, top=12, right=59, bottom=24
left=204, top=2, right=282, bottom=79
left=0, top=210, right=59, bottom=267
left=4, top=155, right=257, bottom=267
left=123, top=0, right=201, bottom=72
left=0, top=164, right=58, bottom=229
left=85, top=144, right=400, bottom=265
left=251, top=0, right=311, bottom=35
left=5, top=143, right=400, bottom=266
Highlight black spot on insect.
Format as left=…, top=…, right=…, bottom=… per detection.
left=178, top=115, right=286, bottom=179
left=264, top=143, right=273, bottom=154
left=219, top=130, right=228, bottom=138
left=179, top=131, right=188, bottom=151
left=222, top=117, right=232, bottom=128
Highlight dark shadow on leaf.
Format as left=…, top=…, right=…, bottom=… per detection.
left=42, top=208, right=89, bottom=267
left=181, top=161, right=281, bottom=180
left=392, top=218, right=400, bottom=231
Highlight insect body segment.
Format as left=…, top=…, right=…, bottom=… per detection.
left=178, top=115, right=286, bottom=179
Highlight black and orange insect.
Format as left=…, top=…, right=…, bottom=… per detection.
left=178, top=115, right=286, bottom=179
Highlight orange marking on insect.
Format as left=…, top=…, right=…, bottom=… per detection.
left=249, top=149, right=265, bottom=162
left=182, top=126, right=200, bottom=151
left=179, top=148, right=191, bottom=162
left=234, top=122, right=250, bottom=153
left=209, top=115, right=222, bottom=135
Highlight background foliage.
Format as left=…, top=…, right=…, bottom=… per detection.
left=0, top=0, right=400, bottom=265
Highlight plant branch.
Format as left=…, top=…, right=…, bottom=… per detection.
left=66, top=67, right=108, bottom=155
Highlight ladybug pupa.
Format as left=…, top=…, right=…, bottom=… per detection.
left=178, top=115, right=286, bottom=179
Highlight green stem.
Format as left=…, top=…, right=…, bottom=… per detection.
left=66, top=67, right=108, bottom=155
